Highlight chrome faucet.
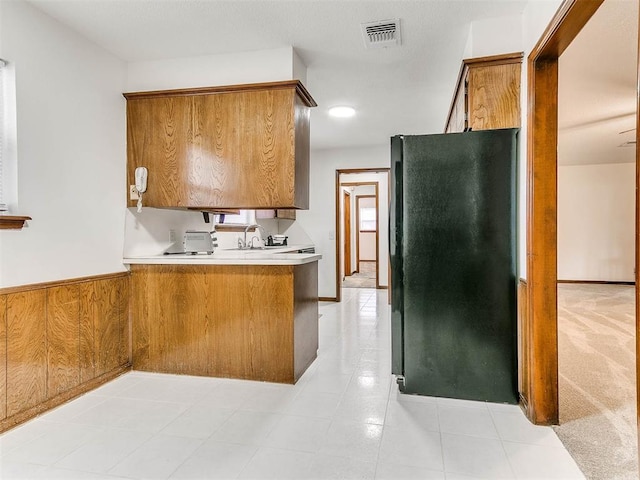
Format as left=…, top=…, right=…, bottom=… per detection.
left=239, top=224, right=267, bottom=249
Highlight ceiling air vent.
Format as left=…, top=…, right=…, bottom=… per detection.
left=361, top=19, right=401, bottom=49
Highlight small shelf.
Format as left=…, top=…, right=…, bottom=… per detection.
left=0, top=215, right=32, bottom=230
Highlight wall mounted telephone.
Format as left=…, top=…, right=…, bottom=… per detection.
left=135, top=167, right=148, bottom=193
left=134, top=167, right=148, bottom=212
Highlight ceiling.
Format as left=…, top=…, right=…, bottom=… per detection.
left=558, top=0, right=638, bottom=166
left=24, top=0, right=638, bottom=163
left=26, top=0, right=529, bottom=150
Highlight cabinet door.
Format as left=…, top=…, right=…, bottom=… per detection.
left=127, top=88, right=306, bottom=210
left=467, top=63, right=520, bottom=131
left=6, top=290, right=47, bottom=417
left=196, top=89, right=298, bottom=208
left=127, top=96, right=193, bottom=207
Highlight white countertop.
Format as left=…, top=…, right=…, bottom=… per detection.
left=124, top=245, right=321, bottom=266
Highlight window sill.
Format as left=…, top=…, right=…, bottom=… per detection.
left=0, top=215, right=32, bottom=230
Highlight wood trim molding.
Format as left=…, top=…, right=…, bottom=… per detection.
left=334, top=171, right=342, bottom=303
left=318, top=297, right=338, bottom=302
left=525, top=0, right=605, bottom=426
left=0, top=366, right=129, bottom=434
left=0, top=216, right=32, bottom=230
left=636, top=2, right=640, bottom=458
left=557, top=280, right=635, bottom=285
left=532, top=0, right=603, bottom=60
left=0, top=271, right=130, bottom=295
left=123, top=80, right=318, bottom=107
left=463, top=52, right=524, bottom=68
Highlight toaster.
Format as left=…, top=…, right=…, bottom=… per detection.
left=183, top=231, right=217, bottom=255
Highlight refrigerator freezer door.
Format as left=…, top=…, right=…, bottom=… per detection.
left=390, top=136, right=404, bottom=377
left=400, top=129, right=518, bottom=404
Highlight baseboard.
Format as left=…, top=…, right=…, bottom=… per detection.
left=557, top=280, right=635, bottom=285
left=0, top=364, right=131, bottom=434
left=319, top=296, right=338, bottom=302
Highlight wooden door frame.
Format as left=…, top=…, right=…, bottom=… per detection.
left=334, top=168, right=390, bottom=302
left=355, top=194, right=379, bottom=283
left=343, top=190, right=352, bottom=279
left=523, top=0, right=631, bottom=425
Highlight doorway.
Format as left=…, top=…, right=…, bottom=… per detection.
left=342, top=189, right=378, bottom=289
left=552, top=1, right=638, bottom=476
left=524, top=0, right=640, bottom=453
left=334, top=168, right=390, bottom=301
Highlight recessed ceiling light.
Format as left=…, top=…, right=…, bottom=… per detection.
left=329, top=106, right=356, bottom=118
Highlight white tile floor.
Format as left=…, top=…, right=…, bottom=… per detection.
left=0, top=288, right=584, bottom=480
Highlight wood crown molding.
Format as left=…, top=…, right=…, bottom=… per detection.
left=123, top=80, right=318, bottom=107
left=0, top=216, right=32, bottom=230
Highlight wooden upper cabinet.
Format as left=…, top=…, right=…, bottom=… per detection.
left=124, top=80, right=316, bottom=210
left=444, top=52, right=523, bottom=133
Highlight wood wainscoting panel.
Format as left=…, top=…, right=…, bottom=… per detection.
left=47, top=285, right=80, bottom=398
left=80, top=277, right=130, bottom=379
left=131, top=264, right=318, bottom=383
left=6, top=290, right=47, bottom=418
left=0, top=295, right=6, bottom=420
left=294, top=262, right=319, bottom=381
left=79, top=282, right=96, bottom=383
left=116, top=276, right=131, bottom=367
left=94, top=279, right=124, bottom=377
left=0, top=273, right=131, bottom=433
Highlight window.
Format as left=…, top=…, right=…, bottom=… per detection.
left=359, top=207, right=376, bottom=231
left=0, top=58, right=6, bottom=211
left=0, top=57, right=17, bottom=213
left=218, top=210, right=256, bottom=225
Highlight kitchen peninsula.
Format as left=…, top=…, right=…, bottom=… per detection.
left=125, top=246, right=320, bottom=384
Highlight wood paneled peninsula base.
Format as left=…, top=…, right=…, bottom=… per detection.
left=129, top=261, right=319, bottom=384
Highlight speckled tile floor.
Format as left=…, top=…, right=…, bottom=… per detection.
left=0, top=288, right=584, bottom=479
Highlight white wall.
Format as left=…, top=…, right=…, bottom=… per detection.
left=463, top=1, right=563, bottom=279
left=558, top=162, right=635, bottom=282
left=123, top=47, right=305, bottom=256
left=467, top=14, right=523, bottom=58
left=297, top=145, right=389, bottom=298
left=126, top=46, right=298, bottom=92
left=0, top=0, right=127, bottom=287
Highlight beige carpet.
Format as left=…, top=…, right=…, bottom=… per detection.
left=554, top=283, right=637, bottom=480
left=342, top=261, right=376, bottom=288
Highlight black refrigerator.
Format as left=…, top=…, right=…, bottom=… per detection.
left=390, top=128, right=519, bottom=404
